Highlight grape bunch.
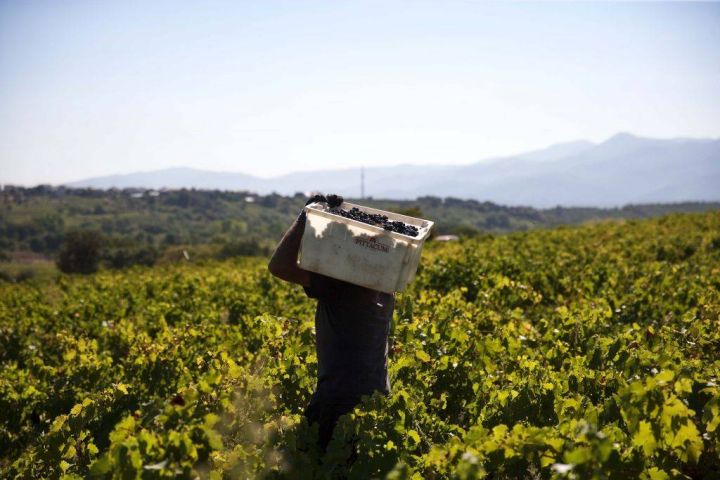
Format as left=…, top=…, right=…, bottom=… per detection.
left=329, top=206, right=420, bottom=237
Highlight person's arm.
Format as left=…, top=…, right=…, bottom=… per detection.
left=268, top=210, right=312, bottom=287
left=268, top=194, right=343, bottom=287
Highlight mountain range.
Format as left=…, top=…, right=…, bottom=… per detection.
left=66, top=133, right=720, bottom=207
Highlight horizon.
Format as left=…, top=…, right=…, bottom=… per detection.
left=2, top=2, right=719, bottom=186
left=7, top=130, right=719, bottom=187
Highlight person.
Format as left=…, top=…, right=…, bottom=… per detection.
left=267, top=193, right=394, bottom=451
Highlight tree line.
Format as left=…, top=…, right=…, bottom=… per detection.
left=1, top=185, right=718, bottom=276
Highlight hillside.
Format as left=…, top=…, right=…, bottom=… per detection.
left=65, top=133, right=720, bottom=207
left=1, top=186, right=718, bottom=278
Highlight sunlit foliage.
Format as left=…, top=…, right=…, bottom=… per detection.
left=1, top=212, right=719, bottom=479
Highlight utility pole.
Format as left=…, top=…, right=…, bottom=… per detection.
left=360, top=166, right=365, bottom=200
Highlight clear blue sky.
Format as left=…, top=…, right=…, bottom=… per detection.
left=1, top=1, right=719, bottom=185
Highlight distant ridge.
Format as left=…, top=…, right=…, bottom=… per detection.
left=66, top=167, right=260, bottom=191
left=66, top=133, right=720, bottom=207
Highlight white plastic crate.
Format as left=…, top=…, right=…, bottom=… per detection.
left=298, top=202, right=434, bottom=293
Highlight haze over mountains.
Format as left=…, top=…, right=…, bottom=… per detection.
left=67, top=133, right=720, bottom=208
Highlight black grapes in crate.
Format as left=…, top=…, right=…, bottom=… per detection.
left=329, top=206, right=420, bottom=237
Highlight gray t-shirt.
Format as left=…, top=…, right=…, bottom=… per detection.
left=304, top=272, right=394, bottom=404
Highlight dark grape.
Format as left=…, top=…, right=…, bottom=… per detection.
left=305, top=194, right=327, bottom=206
left=328, top=206, right=420, bottom=237
left=326, top=194, right=344, bottom=208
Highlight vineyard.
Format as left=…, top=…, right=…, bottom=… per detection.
left=1, top=212, right=719, bottom=479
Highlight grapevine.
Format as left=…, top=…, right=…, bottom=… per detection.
left=1, top=212, right=719, bottom=479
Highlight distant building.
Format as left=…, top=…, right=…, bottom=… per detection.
left=434, top=235, right=459, bottom=242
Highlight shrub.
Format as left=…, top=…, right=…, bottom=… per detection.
left=56, top=230, right=103, bottom=274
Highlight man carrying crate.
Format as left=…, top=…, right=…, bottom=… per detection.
left=268, top=193, right=394, bottom=451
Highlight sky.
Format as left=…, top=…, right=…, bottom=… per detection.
left=1, top=1, right=719, bottom=186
